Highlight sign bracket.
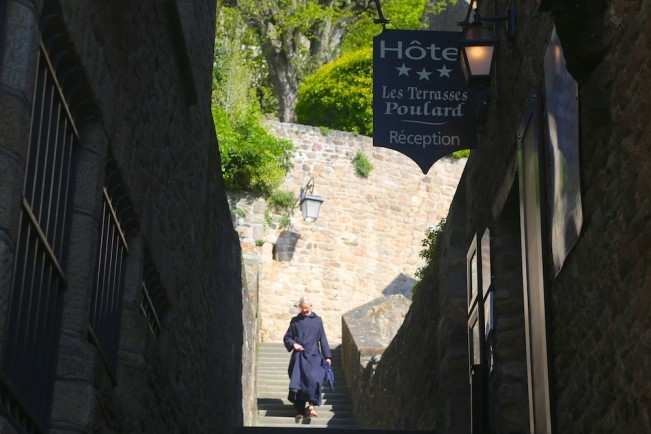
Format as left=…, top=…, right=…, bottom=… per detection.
left=373, top=0, right=390, bottom=31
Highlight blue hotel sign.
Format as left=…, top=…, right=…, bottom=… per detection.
left=373, top=30, right=476, bottom=173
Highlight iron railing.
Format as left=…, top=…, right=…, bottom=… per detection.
left=3, top=47, right=78, bottom=433
left=88, top=187, right=128, bottom=379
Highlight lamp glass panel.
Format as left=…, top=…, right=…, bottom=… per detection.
left=464, top=45, right=494, bottom=77
left=302, top=199, right=321, bottom=221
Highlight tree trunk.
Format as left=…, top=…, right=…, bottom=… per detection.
left=261, top=41, right=299, bottom=122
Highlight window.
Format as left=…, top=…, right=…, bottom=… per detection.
left=467, top=232, right=490, bottom=434
left=481, top=229, right=495, bottom=375
left=3, top=47, right=78, bottom=432
left=467, top=235, right=479, bottom=312
left=88, top=187, right=128, bottom=378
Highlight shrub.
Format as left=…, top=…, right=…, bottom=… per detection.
left=213, top=106, right=293, bottom=195
left=451, top=149, right=471, bottom=159
left=352, top=150, right=373, bottom=178
left=295, top=49, right=373, bottom=136
left=268, top=190, right=297, bottom=213
left=416, top=219, right=446, bottom=280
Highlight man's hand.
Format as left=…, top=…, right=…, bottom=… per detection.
left=325, top=358, right=332, bottom=366
left=293, top=343, right=304, bottom=352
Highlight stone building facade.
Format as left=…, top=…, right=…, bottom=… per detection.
left=0, top=1, right=245, bottom=434
left=229, top=121, right=466, bottom=343
left=346, top=0, right=651, bottom=434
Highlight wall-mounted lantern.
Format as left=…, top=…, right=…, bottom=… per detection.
left=460, top=22, right=496, bottom=87
left=299, top=177, right=324, bottom=223
left=458, top=0, right=517, bottom=87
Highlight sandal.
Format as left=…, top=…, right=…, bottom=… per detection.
left=306, top=405, right=318, bottom=417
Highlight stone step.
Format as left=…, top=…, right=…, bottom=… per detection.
left=256, top=363, right=342, bottom=370
left=257, top=343, right=342, bottom=349
left=256, top=388, right=347, bottom=394
left=257, top=402, right=351, bottom=412
left=252, top=422, right=359, bottom=429
left=255, top=416, right=357, bottom=428
left=256, top=396, right=352, bottom=405
left=257, top=351, right=341, bottom=357
left=256, top=374, right=342, bottom=380
left=256, top=356, right=343, bottom=361
left=258, top=351, right=340, bottom=355
left=256, top=384, right=348, bottom=393
left=241, top=427, right=426, bottom=434
left=256, top=364, right=342, bottom=370
left=257, top=387, right=349, bottom=395
left=258, top=408, right=353, bottom=418
left=256, top=371, right=343, bottom=377
left=257, top=377, right=345, bottom=385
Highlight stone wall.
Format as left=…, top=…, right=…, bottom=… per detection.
left=0, top=1, right=245, bottom=434
left=347, top=0, right=651, bottom=433
left=340, top=295, right=411, bottom=421
left=229, top=121, right=466, bottom=343
left=545, top=1, right=651, bottom=432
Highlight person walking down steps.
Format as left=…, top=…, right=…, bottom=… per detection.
left=283, top=296, right=332, bottom=421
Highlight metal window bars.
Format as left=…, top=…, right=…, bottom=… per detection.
left=139, top=252, right=169, bottom=339
left=140, top=282, right=162, bottom=337
left=88, top=187, right=128, bottom=381
left=3, top=46, right=78, bottom=434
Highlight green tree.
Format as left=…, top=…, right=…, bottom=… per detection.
left=213, top=106, right=293, bottom=194
left=342, top=0, right=430, bottom=52
left=234, top=0, right=373, bottom=121
left=212, top=5, right=294, bottom=194
left=295, top=48, right=373, bottom=135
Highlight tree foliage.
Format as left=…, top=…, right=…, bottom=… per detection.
left=213, top=5, right=293, bottom=194
left=234, top=0, right=374, bottom=121
left=341, top=0, right=430, bottom=52
left=213, top=106, right=293, bottom=195
left=295, top=48, right=373, bottom=135
left=416, top=218, right=446, bottom=280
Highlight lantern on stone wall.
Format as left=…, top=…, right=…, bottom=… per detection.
left=299, top=177, right=324, bottom=223
left=459, top=22, right=496, bottom=87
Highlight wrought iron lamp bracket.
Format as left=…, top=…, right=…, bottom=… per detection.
left=299, top=177, right=315, bottom=203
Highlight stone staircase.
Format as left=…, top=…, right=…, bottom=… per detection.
left=255, top=343, right=358, bottom=428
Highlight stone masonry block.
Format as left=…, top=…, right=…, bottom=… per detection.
left=59, top=211, right=98, bottom=333
left=0, top=151, right=23, bottom=233
left=49, top=380, right=95, bottom=430
left=0, top=92, right=30, bottom=160
left=1, top=1, right=38, bottom=97
left=0, top=416, right=18, bottom=434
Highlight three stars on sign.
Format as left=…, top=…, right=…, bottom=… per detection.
left=395, top=63, right=453, bottom=79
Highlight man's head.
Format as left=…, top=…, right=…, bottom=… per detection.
left=297, top=296, right=312, bottom=316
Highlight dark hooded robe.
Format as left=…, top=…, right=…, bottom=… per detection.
left=283, top=312, right=332, bottom=406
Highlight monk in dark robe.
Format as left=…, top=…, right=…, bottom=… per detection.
left=283, top=296, right=332, bottom=419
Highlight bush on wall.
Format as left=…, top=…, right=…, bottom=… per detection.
left=295, top=49, right=373, bottom=136
left=213, top=106, right=293, bottom=195
left=352, top=150, right=373, bottom=178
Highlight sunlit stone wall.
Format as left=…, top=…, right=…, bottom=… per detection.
left=230, top=121, right=466, bottom=342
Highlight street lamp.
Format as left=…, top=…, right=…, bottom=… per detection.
left=299, top=178, right=324, bottom=223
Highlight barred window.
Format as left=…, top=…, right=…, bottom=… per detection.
left=88, top=187, right=128, bottom=378
left=3, top=47, right=78, bottom=433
